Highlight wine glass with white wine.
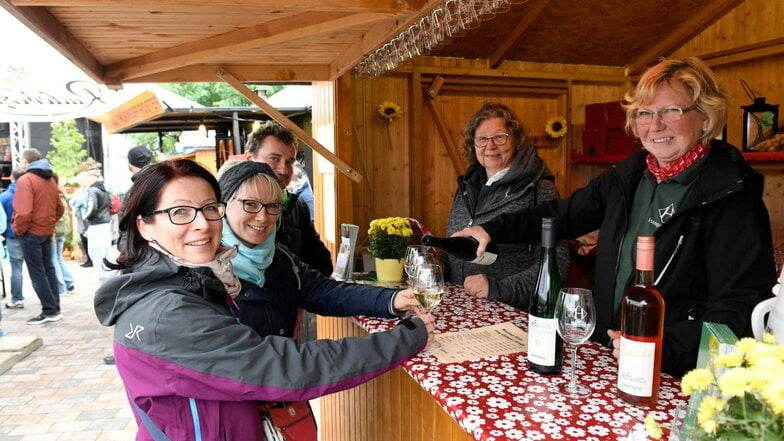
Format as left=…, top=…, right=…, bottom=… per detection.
left=554, top=287, right=596, bottom=398
left=412, top=263, right=445, bottom=313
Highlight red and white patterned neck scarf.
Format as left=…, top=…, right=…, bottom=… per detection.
left=646, top=142, right=709, bottom=182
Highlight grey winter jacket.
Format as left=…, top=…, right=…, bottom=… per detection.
left=94, top=249, right=428, bottom=440
left=445, top=146, right=570, bottom=309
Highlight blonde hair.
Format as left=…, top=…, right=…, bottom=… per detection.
left=623, top=57, right=729, bottom=145
left=75, top=169, right=102, bottom=188
left=234, top=173, right=282, bottom=204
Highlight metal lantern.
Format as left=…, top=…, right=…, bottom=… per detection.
left=742, top=97, right=779, bottom=151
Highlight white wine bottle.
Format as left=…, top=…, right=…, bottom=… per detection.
left=420, top=235, right=498, bottom=265
left=617, top=236, right=665, bottom=406
left=527, top=217, right=563, bottom=375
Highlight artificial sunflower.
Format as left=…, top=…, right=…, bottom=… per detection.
left=378, top=101, right=403, bottom=122
left=545, top=116, right=568, bottom=139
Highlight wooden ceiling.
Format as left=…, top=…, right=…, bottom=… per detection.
left=1, top=0, right=744, bottom=87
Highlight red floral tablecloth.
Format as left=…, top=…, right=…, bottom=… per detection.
left=355, top=284, right=687, bottom=441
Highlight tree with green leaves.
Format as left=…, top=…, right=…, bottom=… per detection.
left=160, top=82, right=253, bottom=107
left=48, top=119, right=88, bottom=182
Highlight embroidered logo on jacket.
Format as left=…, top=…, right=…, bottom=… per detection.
left=125, top=323, right=145, bottom=341
left=658, top=203, right=675, bottom=223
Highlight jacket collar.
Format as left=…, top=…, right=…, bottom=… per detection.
left=461, top=146, right=551, bottom=192
left=613, top=141, right=761, bottom=208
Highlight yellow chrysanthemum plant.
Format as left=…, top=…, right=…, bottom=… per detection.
left=367, top=217, right=413, bottom=260
left=545, top=116, right=568, bottom=139
left=646, top=333, right=784, bottom=440
left=378, top=101, right=403, bottom=122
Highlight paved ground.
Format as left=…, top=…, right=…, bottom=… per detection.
left=0, top=257, right=324, bottom=441
left=0, top=258, right=136, bottom=440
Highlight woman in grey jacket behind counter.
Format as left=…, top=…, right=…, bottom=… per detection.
left=445, top=102, right=569, bottom=309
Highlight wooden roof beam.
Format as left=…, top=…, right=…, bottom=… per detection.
left=218, top=68, right=363, bottom=183
left=127, top=64, right=331, bottom=83
left=104, top=11, right=390, bottom=84
left=329, top=0, right=441, bottom=79
left=9, top=0, right=414, bottom=13
left=329, top=18, right=401, bottom=80
left=625, top=0, right=744, bottom=76
left=489, top=0, right=551, bottom=69
left=0, top=2, right=104, bottom=83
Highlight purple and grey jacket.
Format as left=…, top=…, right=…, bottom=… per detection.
left=94, top=250, right=428, bottom=440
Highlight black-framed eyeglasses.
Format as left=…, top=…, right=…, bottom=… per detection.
left=150, top=202, right=226, bottom=225
left=633, top=106, right=695, bottom=125
left=474, top=133, right=510, bottom=148
left=232, top=198, right=282, bottom=216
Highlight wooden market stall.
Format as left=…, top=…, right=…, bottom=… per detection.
left=4, top=1, right=784, bottom=439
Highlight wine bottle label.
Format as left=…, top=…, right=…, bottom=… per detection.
left=527, top=316, right=557, bottom=366
left=470, top=251, right=497, bottom=265
left=617, top=335, right=656, bottom=397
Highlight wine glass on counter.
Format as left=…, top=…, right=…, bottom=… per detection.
left=404, top=245, right=435, bottom=286
left=413, top=263, right=445, bottom=313
left=554, top=287, right=596, bottom=398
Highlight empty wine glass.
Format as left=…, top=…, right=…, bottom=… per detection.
left=404, top=245, right=434, bottom=286
left=413, top=263, right=445, bottom=313
left=555, top=287, right=596, bottom=398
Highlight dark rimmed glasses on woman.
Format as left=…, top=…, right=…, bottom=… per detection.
left=232, top=198, right=282, bottom=216
left=150, top=202, right=226, bottom=225
left=474, top=133, right=510, bottom=148
left=633, top=106, right=694, bottom=125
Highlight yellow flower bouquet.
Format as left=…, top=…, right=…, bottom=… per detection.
left=367, top=217, right=413, bottom=260
left=672, top=334, right=784, bottom=440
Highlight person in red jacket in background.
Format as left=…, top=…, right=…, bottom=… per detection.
left=11, top=148, right=64, bottom=325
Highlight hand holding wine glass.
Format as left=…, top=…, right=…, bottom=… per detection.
left=413, top=263, right=445, bottom=313
left=555, top=287, right=596, bottom=398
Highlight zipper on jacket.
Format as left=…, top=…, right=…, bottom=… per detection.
left=280, top=247, right=302, bottom=290
left=655, top=234, right=684, bottom=286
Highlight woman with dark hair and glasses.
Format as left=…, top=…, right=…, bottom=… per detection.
left=444, top=101, right=569, bottom=309
left=94, top=159, right=433, bottom=440
left=455, top=57, right=777, bottom=377
left=218, top=160, right=424, bottom=340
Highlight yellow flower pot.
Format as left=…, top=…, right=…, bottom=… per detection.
left=375, top=258, right=404, bottom=282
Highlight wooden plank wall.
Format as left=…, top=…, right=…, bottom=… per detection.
left=346, top=58, right=627, bottom=242
left=330, top=0, right=783, bottom=257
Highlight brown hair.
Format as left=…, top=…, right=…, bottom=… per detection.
left=106, top=159, right=221, bottom=270
left=21, top=148, right=42, bottom=163
left=623, top=57, right=729, bottom=145
left=244, top=121, right=297, bottom=156
left=460, top=102, right=528, bottom=164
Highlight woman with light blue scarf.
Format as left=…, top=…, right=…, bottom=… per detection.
left=218, top=161, right=422, bottom=341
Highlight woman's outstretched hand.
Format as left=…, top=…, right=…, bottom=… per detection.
left=393, top=288, right=420, bottom=312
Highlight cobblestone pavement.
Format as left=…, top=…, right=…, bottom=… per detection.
left=0, top=258, right=137, bottom=440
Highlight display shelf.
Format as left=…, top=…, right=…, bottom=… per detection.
left=741, top=151, right=784, bottom=161
left=571, top=150, right=784, bottom=164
